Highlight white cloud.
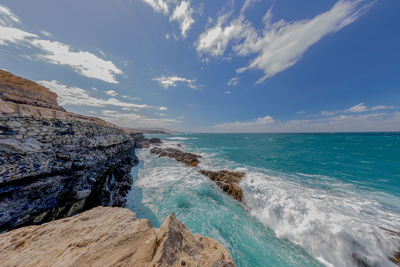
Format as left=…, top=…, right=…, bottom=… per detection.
left=345, top=102, right=368, bottom=113
left=0, top=4, right=123, bottom=84
left=0, top=5, right=20, bottom=25
left=0, top=25, right=37, bottom=45
left=296, top=110, right=306, bottom=114
left=170, top=1, right=194, bottom=38
left=197, top=14, right=255, bottom=57
left=212, top=112, right=400, bottom=133
left=141, top=0, right=169, bottom=14
left=99, top=110, right=180, bottom=129
left=40, top=30, right=52, bottom=37
left=322, top=103, right=395, bottom=116
left=37, top=80, right=151, bottom=109
left=370, top=105, right=396, bottom=111
left=214, top=115, right=274, bottom=131
left=240, top=0, right=260, bottom=14
left=197, top=0, right=372, bottom=83
left=159, top=106, right=168, bottom=111
left=153, top=75, right=196, bottom=89
left=122, top=95, right=141, bottom=101
left=105, top=90, right=118, bottom=96
left=227, top=77, right=239, bottom=86
left=31, top=40, right=123, bottom=84
left=224, top=90, right=232, bottom=95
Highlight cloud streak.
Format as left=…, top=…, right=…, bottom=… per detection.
left=197, top=0, right=373, bottom=83
left=37, top=80, right=151, bottom=109
left=153, top=75, right=196, bottom=89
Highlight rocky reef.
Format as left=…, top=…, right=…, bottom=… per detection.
left=0, top=206, right=235, bottom=267
left=150, top=146, right=201, bottom=166
left=149, top=147, right=244, bottom=202
left=0, top=70, right=139, bottom=232
left=198, top=170, right=244, bottom=202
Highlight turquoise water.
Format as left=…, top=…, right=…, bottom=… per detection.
left=126, top=133, right=400, bottom=267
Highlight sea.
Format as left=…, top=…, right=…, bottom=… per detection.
left=126, top=133, right=400, bottom=267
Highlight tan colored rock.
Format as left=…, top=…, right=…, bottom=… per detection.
left=0, top=207, right=235, bottom=267
left=199, top=170, right=244, bottom=202
left=0, top=69, right=63, bottom=111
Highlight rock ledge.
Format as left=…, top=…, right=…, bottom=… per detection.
left=0, top=206, right=235, bottom=267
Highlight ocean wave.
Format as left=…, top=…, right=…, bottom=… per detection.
left=167, top=137, right=198, bottom=140
left=240, top=170, right=400, bottom=267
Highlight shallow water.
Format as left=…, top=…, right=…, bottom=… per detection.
left=126, top=133, right=400, bottom=267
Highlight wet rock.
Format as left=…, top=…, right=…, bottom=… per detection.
left=198, top=170, right=244, bottom=202
left=150, top=147, right=201, bottom=167
left=0, top=207, right=235, bottom=267
left=149, top=137, right=162, bottom=144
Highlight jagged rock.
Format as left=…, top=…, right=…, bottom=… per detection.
left=0, top=70, right=141, bottom=232
left=198, top=170, right=244, bottom=202
left=150, top=147, right=201, bottom=167
left=149, top=137, right=162, bottom=144
left=0, top=207, right=235, bottom=267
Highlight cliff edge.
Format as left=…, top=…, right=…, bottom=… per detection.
left=0, top=70, right=139, bottom=231
left=0, top=206, right=235, bottom=267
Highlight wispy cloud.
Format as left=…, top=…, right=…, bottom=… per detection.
left=99, top=110, right=181, bottom=129
left=0, top=4, right=123, bottom=84
left=141, top=0, right=195, bottom=38
left=214, top=115, right=274, bottom=131
left=213, top=112, right=400, bottom=133
left=322, top=103, right=396, bottom=116
left=37, top=80, right=151, bottom=109
left=227, top=77, right=239, bottom=86
left=141, top=0, right=169, bottom=14
left=170, top=1, right=194, bottom=38
left=224, top=90, right=232, bottom=95
left=105, top=90, right=118, bottom=96
left=153, top=75, right=196, bottom=89
left=197, top=0, right=373, bottom=83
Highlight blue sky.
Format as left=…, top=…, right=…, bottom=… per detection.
left=0, top=0, right=399, bottom=132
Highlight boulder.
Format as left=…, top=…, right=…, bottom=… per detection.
left=0, top=207, right=235, bottom=267
left=198, top=170, right=244, bottom=202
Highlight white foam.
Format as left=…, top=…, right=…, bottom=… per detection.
left=240, top=170, right=400, bottom=267
left=167, top=137, right=198, bottom=140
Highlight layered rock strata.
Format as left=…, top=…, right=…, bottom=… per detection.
left=0, top=206, right=235, bottom=267
left=0, top=70, right=138, bottom=232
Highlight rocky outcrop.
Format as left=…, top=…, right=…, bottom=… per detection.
left=198, top=170, right=244, bottom=202
left=0, top=69, right=63, bottom=111
left=0, top=206, right=235, bottom=267
left=134, top=133, right=163, bottom=148
left=149, top=147, right=244, bottom=201
left=0, top=70, right=139, bottom=232
left=150, top=147, right=201, bottom=167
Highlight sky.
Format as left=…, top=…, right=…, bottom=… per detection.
left=0, top=0, right=399, bottom=132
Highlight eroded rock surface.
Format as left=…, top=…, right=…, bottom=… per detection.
left=0, top=69, right=63, bottom=111
left=0, top=70, right=140, bottom=232
left=198, top=170, right=244, bottom=202
left=150, top=147, right=201, bottom=167
left=0, top=207, right=235, bottom=267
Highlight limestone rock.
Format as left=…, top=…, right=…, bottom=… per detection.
left=198, top=170, right=244, bottom=202
left=0, top=69, right=63, bottom=111
left=150, top=147, right=201, bottom=167
left=0, top=207, right=235, bottom=267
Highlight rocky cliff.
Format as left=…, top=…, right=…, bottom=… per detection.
left=0, top=70, right=139, bottom=232
left=0, top=206, right=235, bottom=267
